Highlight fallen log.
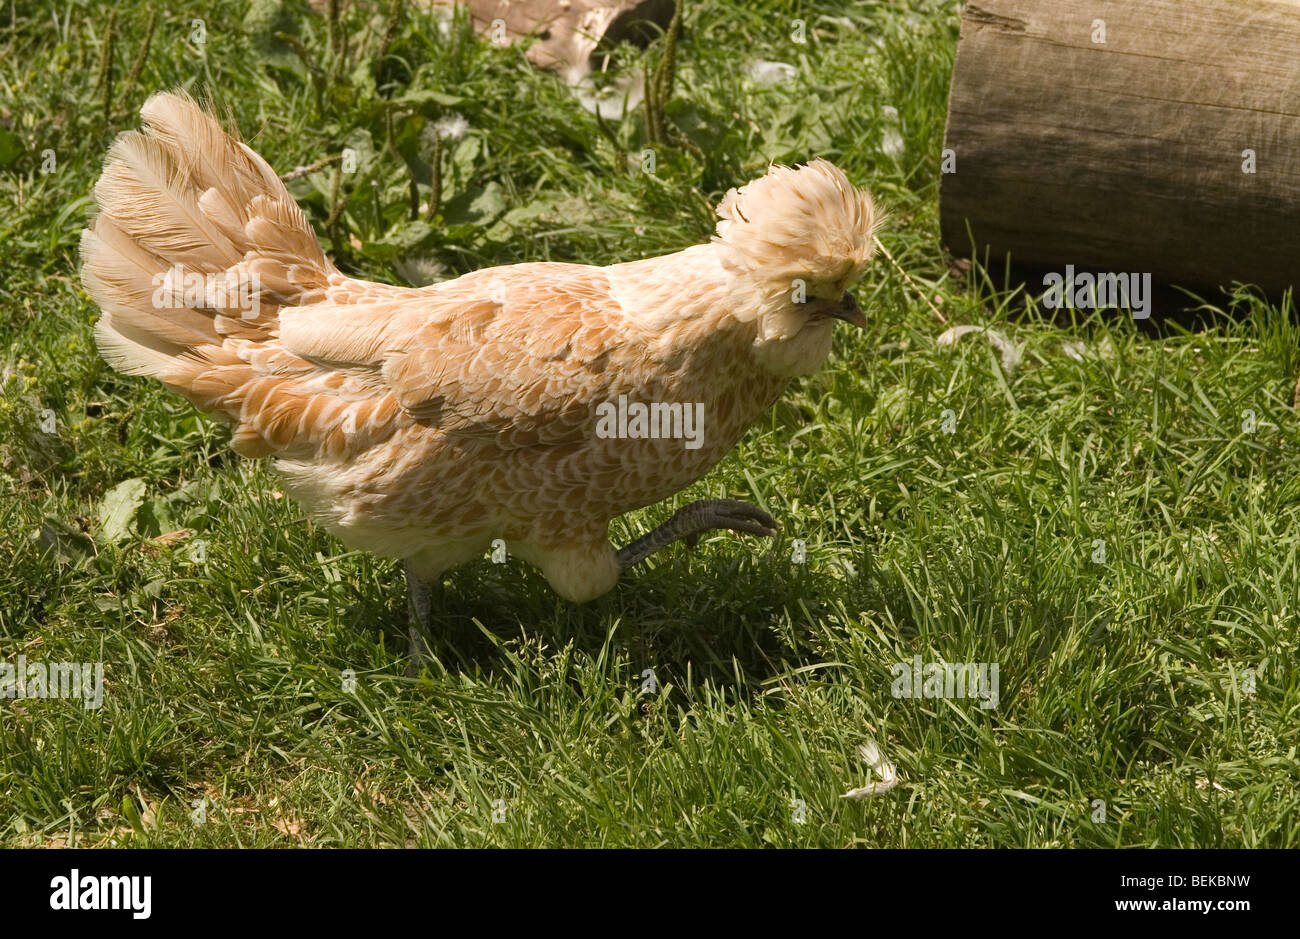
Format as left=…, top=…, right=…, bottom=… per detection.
left=939, top=0, right=1300, bottom=297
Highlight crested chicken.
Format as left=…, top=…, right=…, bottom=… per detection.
left=80, top=92, right=877, bottom=652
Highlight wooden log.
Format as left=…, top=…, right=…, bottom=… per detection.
left=939, top=0, right=1300, bottom=296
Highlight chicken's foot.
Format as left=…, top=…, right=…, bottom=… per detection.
left=404, top=560, right=434, bottom=676
left=615, top=499, right=778, bottom=572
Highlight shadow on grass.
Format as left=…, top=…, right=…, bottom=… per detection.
left=354, top=550, right=851, bottom=700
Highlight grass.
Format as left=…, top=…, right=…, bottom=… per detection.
left=1, top=0, right=1298, bottom=847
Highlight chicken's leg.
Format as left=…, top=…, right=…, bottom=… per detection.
left=615, top=499, right=778, bottom=572
left=404, top=560, right=434, bottom=676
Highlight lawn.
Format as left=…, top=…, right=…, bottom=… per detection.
left=1, top=0, right=1297, bottom=847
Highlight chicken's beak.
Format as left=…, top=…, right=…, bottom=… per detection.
left=829, top=292, right=866, bottom=328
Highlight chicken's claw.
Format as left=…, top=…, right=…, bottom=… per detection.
left=615, top=498, right=778, bottom=572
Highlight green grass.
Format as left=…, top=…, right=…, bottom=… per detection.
left=1, top=0, right=1298, bottom=847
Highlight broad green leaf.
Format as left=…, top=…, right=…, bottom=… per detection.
left=0, top=129, right=22, bottom=166
left=97, top=478, right=148, bottom=543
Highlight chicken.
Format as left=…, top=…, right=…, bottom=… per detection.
left=80, top=92, right=877, bottom=653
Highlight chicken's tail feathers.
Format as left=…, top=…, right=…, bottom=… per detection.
left=80, top=90, right=332, bottom=382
